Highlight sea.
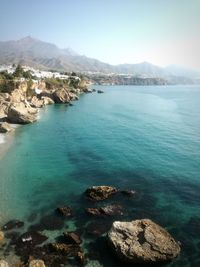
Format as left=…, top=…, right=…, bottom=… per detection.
left=0, top=85, right=199, bottom=266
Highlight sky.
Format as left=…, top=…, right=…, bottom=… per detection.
left=0, top=0, right=200, bottom=70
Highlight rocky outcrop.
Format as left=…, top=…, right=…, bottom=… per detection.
left=2, top=220, right=24, bottom=231
left=49, top=243, right=80, bottom=256
left=0, top=260, right=9, bottom=267
left=63, top=231, right=82, bottom=245
left=7, top=102, right=38, bottom=124
left=30, top=96, right=44, bottom=108
left=0, top=122, right=14, bottom=133
left=108, top=219, right=181, bottom=263
left=85, top=186, right=118, bottom=201
left=53, top=88, right=71, bottom=103
left=41, top=96, right=54, bottom=105
left=56, top=206, right=72, bottom=217
left=86, top=204, right=123, bottom=216
left=29, top=260, right=45, bottom=267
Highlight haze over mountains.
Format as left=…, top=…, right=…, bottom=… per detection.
left=0, top=36, right=199, bottom=81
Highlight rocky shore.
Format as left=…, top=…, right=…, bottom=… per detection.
left=0, top=186, right=181, bottom=267
left=0, top=78, right=91, bottom=130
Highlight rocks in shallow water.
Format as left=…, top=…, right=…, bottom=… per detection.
left=85, top=186, right=118, bottom=201
left=0, top=260, right=9, bottom=267
left=2, top=220, right=24, bottom=231
left=63, top=231, right=82, bottom=245
left=97, top=90, right=104, bottom=94
left=29, top=260, right=45, bottom=267
left=30, top=214, right=64, bottom=231
left=17, top=231, right=48, bottom=246
left=0, top=122, right=14, bottom=133
left=76, top=251, right=86, bottom=265
left=56, top=206, right=72, bottom=217
left=120, top=189, right=136, bottom=197
left=86, top=204, right=123, bottom=217
left=49, top=243, right=80, bottom=256
left=86, top=222, right=111, bottom=237
left=108, top=219, right=181, bottom=263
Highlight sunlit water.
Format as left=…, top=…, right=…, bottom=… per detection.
left=0, top=85, right=200, bottom=266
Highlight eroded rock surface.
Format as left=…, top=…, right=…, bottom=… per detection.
left=85, top=186, right=117, bottom=201
left=108, top=219, right=181, bottom=263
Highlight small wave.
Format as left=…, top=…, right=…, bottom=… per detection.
left=0, top=134, right=5, bottom=144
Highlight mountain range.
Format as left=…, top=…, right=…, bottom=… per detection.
left=0, top=36, right=199, bottom=81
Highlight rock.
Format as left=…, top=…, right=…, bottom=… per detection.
left=56, top=206, right=72, bottom=217
left=0, top=231, right=4, bottom=242
left=17, top=231, right=48, bottom=246
left=76, top=251, right=86, bottom=265
left=85, top=186, right=117, bottom=201
left=41, top=96, right=54, bottom=105
left=97, top=90, right=104, bottom=93
left=53, top=88, right=71, bottom=103
left=0, top=122, right=14, bottom=133
left=108, top=219, right=181, bottom=263
left=49, top=243, right=80, bottom=256
left=0, top=260, right=9, bottom=267
left=31, top=96, right=44, bottom=108
left=29, top=214, right=64, bottom=231
left=29, top=260, right=45, bottom=267
left=120, top=190, right=136, bottom=197
left=63, top=232, right=82, bottom=245
left=2, top=220, right=24, bottom=231
left=7, top=102, right=37, bottom=124
left=86, top=204, right=123, bottom=216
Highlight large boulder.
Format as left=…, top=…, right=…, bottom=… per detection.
left=41, top=96, right=54, bottom=105
left=53, top=88, right=71, bottom=103
left=108, top=219, right=181, bottom=263
left=7, top=102, right=38, bottom=124
left=85, top=186, right=118, bottom=201
left=0, top=122, right=14, bottom=133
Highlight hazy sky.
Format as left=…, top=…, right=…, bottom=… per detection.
left=0, top=0, right=200, bottom=69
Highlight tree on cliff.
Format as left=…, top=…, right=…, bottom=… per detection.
left=13, top=64, right=24, bottom=77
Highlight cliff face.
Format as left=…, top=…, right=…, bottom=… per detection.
left=0, top=78, right=89, bottom=129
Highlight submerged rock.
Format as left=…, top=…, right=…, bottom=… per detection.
left=0, top=122, right=14, bottom=133
left=97, top=90, right=104, bottom=94
left=2, top=220, right=24, bottom=231
left=56, top=206, right=72, bottom=217
left=49, top=243, right=80, bottom=256
left=63, top=231, right=82, bottom=245
left=120, top=190, right=136, bottom=197
left=108, top=219, right=181, bottom=263
left=86, top=204, right=123, bottom=217
left=17, top=231, right=48, bottom=246
left=29, top=260, right=45, bottom=267
left=85, top=186, right=117, bottom=201
left=86, top=221, right=111, bottom=237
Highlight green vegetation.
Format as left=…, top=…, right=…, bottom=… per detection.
left=0, top=71, right=15, bottom=93
left=45, top=77, right=69, bottom=90
left=13, top=64, right=33, bottom=79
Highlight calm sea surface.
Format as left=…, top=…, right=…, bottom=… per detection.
left=0, top=85, right=200, bottom=266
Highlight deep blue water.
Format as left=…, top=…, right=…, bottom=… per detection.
left=0, top=85, right=200, bottom=266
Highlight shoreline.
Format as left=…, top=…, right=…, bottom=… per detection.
left=0, top=131, right=15, bottom=160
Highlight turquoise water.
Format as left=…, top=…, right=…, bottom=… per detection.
left=0, top=85, right=200, bottom=266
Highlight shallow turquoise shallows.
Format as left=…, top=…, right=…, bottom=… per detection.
left=0, top=85, right=200, bottom=266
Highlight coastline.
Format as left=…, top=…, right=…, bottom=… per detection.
left=0, top=131, right=15, bottom=160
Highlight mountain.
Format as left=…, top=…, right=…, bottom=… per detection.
left=0, top=36, right=199, bottom=82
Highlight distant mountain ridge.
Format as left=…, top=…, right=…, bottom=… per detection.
left=0, top=36, right=199, bottom=80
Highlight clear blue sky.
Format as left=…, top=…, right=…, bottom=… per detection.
left=0, top=0, right=199, bottom=69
